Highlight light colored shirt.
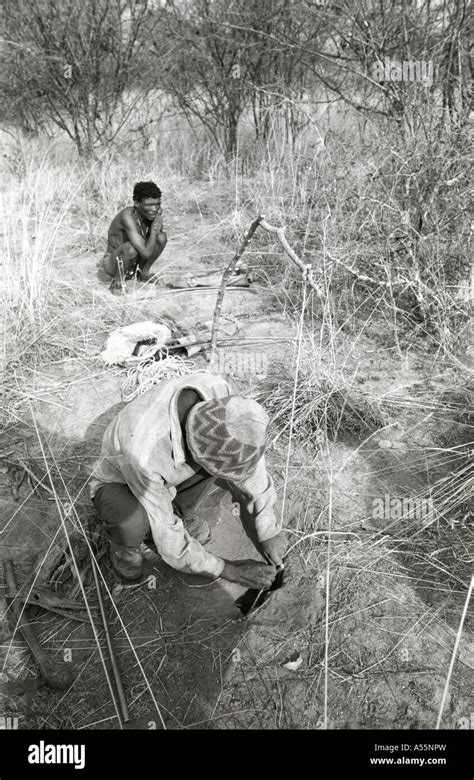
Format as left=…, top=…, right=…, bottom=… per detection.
left=89, top=372, right=280, bottom=578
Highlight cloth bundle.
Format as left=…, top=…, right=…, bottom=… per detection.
left=99, top=317, right=239, bottom=367
left=99, top=321, right=172, bottom=366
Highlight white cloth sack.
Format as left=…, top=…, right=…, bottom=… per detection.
left=100, top=321, right=171, bottom=366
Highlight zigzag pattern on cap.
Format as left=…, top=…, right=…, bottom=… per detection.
left=189, top=403, right=264, bottom=479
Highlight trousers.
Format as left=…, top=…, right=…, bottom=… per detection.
left=92, top=469, right=214, bottom=548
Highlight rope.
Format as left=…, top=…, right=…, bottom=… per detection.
left=121, top=352, right=196, bottom=402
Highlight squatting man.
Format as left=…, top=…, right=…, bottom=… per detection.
left=103, top=181, right=167, bottom=294
left=90, top=372, right=288, bottom=589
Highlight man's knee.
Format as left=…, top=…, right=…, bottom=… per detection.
left=102, top=243, right=138, bottom=277
left=92, top=483, right=149, bottom=545
left=120, top=242, right=139, bottom=262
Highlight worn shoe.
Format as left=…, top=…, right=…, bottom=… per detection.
left=110, top=542, right=144, bottom=581
left=184, top=518, right=211, bottom=545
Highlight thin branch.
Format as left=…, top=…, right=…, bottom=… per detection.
left=259, top=218, right=323, bottom=297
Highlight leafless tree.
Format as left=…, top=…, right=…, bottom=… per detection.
left=0, top=0, right=162, bottom=156
left=153, top=0, right=329, bottom=157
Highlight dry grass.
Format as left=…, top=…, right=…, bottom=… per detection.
left=255, top=355, right=389, bottom=446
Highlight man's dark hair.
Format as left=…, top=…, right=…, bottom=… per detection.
left=133, top=181, right=161, bottom=202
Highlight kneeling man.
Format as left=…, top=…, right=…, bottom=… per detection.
left=90, top=372, right=287, bottom=589
left=103, top=180, right=167, bottom=294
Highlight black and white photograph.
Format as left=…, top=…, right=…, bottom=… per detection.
left=0, top=0, right=472, bottom=771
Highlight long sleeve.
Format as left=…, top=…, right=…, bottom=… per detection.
left=127, top=468, right=225, bottom=579
left=234, top=456, right=281, bottom=542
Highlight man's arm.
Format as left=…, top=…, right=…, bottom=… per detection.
left=233, top=456, right=288, bottom=566
left=236, top=456, right=281, bottom=541
left=130, top=471, right=276, bottom=587
left=121, top=211, right=162, bottom=261
left=132, top=471, right=225, bottom=577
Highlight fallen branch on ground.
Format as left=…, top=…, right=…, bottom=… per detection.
left=3, top=457, right=54, bottom=496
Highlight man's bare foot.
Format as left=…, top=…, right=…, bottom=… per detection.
left=109, top=280, right=126, bottom=295
left=138, top=270, right=158, bottom=283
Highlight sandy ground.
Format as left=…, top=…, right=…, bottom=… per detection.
left=0, top=210, right=472, bottom=730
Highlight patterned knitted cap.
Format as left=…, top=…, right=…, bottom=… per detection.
left=185, top=396, right=269, bottom=481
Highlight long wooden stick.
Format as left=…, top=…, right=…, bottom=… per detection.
left=90, top=556, right=130, bottom=724
left=209, top=214, right=263, bottom=367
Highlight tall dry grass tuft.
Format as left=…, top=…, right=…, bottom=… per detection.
left=1, top=141, right=91, bottom=427
left=254, top=337, right=389, bottom=447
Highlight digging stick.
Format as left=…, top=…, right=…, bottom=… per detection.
left=209, top=214, right=263, bottom=367
left=90, top=555, right=130, bottom=724
left=3, top=559, right=75, bottom=691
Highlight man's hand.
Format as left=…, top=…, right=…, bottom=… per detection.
left=221, top=559, right=276, bottom=589
left=260, top=531, right=288, bottom=567
left=152, top=211, right=163, bottom=233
